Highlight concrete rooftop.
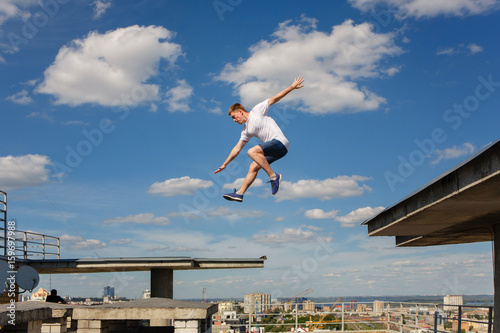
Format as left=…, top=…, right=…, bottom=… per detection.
left=0, top=298, right=217, bottom=327
left=363, top=139, right=500, bottom=247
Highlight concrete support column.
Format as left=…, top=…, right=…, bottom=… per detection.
left=150, top=268, right=174, bottom=327
left=494, top=224, right=500, bottom=333
left=150, top=268, right=173, bottom=298
left=28, top=320, right=42, bottom=333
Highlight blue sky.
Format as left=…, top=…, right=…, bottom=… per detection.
left=1, top=0, right=499, bottom=300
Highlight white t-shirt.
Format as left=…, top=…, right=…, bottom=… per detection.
left=240, top=99, right=289, bottom=150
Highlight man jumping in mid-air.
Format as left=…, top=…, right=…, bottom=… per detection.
left=214, top=76, right=305, bottom=202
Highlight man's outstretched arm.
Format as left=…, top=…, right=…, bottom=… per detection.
left=214, top=140, right=247, bottom=174
left=268, top=76, right=305, bottom=106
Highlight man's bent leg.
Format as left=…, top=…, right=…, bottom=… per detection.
left=223, top=162, right=260, bottom=202
left=247, top=146, right=275, bottom=178
left=253, top=140, right=288, bottom=196
left=238, top=161, right=261, bottom=195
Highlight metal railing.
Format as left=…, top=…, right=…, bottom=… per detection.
left=212, top=301, right=494, bottom=333
left=1, top=189, right=60, bottom=260
left=1, top=229, right=60, bottom=260
left=1, top=190, right=6, bottom=256
left=433, top=304, right=493, bottom=333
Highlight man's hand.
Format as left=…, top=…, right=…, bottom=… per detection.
left=291, top=76, right=305, bottom=90
left=214, top=141, right=246, bottom=174
left=214, top=165, right=226, bottom=174
left=269, top=76, right=305, bottom=105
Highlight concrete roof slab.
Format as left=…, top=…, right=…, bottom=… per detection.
left=18, top=257, right=265, bottom=274
left=363, top=139, right=500, bottom=246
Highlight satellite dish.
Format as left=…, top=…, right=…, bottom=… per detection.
left=16, top=266, right=40, bottom=291
left=0, top=260, right=9, bottom=293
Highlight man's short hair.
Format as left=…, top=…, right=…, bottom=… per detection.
left=228, top=103, right=247, bottom=115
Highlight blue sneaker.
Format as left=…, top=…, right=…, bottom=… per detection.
left=223, top=189, right=243, bottom=202
left=270, top=173, right=281, bottom=195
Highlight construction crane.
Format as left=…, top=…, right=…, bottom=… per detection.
left=284, top=288, right=314, bottom=304
left=281, top=288, right=314, bottom=313
left=308, top=297, right=342, bottom=331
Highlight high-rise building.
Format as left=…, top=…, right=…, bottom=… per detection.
left=303, top=300, right=315, bottom=311
left=244, top=293, right=271, bottom=313
left=373, top=300, right=384, bottom=314
left=103, top=286, right=115, bottom=299
left=443, top=295, right=463, bottom=311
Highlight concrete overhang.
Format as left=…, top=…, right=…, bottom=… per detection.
left=363, top=139, right=500, bottom=247
left=14, top=256, right=265, bottom=274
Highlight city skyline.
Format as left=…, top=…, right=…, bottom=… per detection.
left=1, top=0, right=499, bottom=299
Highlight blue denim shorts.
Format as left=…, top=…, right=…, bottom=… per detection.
left=259, top=139, right=288, bottom=164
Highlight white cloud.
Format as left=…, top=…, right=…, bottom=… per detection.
left=60, top=234, right=107, bottom=250
left=437, top=43, right=484, bottom=56
left=206, top=206, right=263, bottom=221
left=148, top=245, right=214, bottom=253
left=431, top=142, right=475, bottom=165
left=223, top=178, right=264, bottom=190
left=467, top=43, right=484, bottom=54
left=304, top=208, right=339, bottom=219
left=149, top=103, right=158, bottom=112
left=36, top=25, right=183, bottom=107
left=148, top=176, right=213, bottom=197
left=216, top=18, right=401, bottom=114
left=164, top=79, right=193, bottom=112
left=436, top=47, right=456, bottom=56
left=109, top=238, right=131, bottom=245
left=61, top=120, right=89, bottom=126
left=92, top=0, right=112, bottom=19
left=277, top=175, right=372, bottom=201
left=324, top=272, right=343, bottom=278
left=167, top=205, right=263, bottom=222
left=27, top=111, right=55, bottom=123
left=335, top=206, right=385, bottom=227
left=390, top=260, right=425, bottom=267
left=349, top=0, right=500, bottom=18
left=103, top=213, right=170, bottom=225
left=25, top=79, right=38, bottom=86
left=167, top=211, right=202, bottom=220
left=0, top=154, right=53, bottom=190
left=0, top=0, right=38, bottom=26
left=251, top=227, right=333, bottom=245
left=6, top=89, right=33, bottom=105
